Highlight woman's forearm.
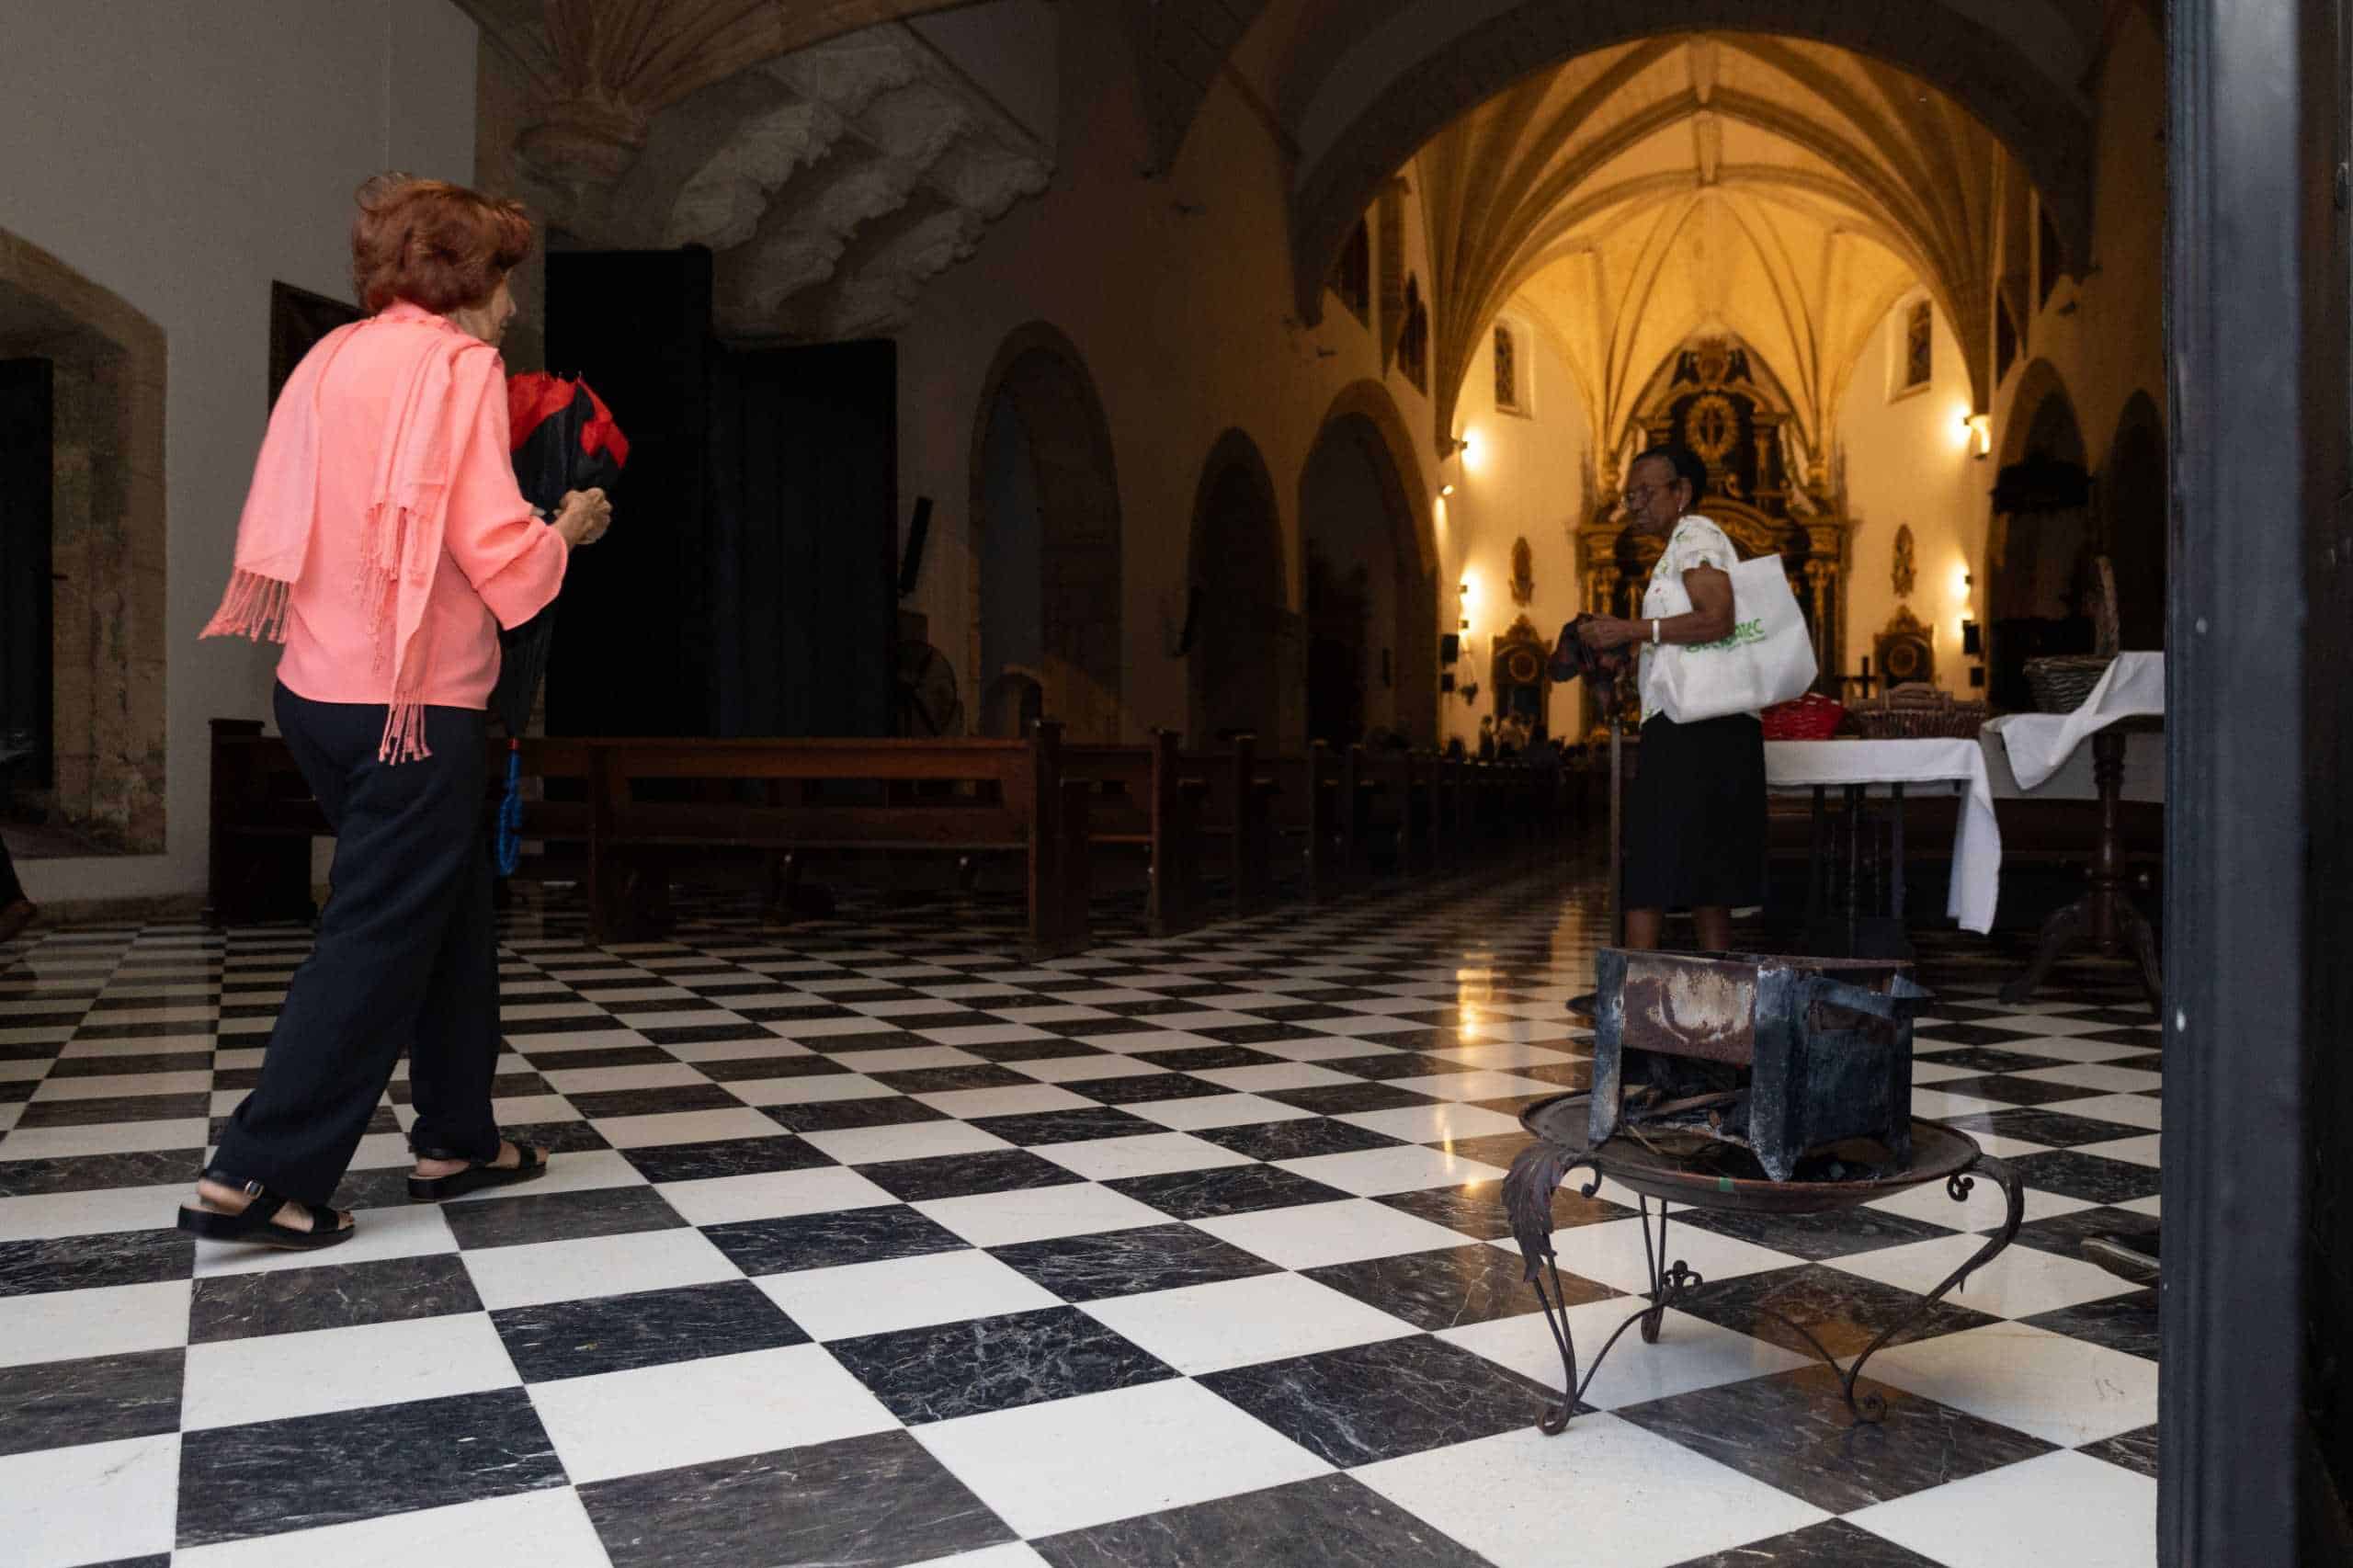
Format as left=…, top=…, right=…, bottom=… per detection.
left=1640, top=607, right=1735, bottom=645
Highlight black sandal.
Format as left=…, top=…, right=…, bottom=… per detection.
left=407, top=1140, right=549, bottom=1202
left=176, top=1172, right=355, bottom=1251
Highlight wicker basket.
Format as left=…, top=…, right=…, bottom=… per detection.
left=2024, top=653, right=2114, bottom=714
left=1762, top=691, right=1846, bottom=741
left=1847, top=687, right=1989, bottom=739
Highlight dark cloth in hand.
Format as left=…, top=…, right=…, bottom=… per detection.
left=1549, top=615, right=1631, bottom=685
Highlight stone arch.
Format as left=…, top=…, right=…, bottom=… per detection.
left=1987, top=359, right=2093, bottom=710
left=0, top=228, right=166, bottom=855
left=1185, top=429, right=1291, bottom=745
left=1288, top=3, right=2094, bottom=324
left=968, top=323, right=1125, bottom=742
left=2102, top=390, right=2167, bottom=651
left=1299, top=381, right=1439, bottom=747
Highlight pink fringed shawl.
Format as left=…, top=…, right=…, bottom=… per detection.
left=202, top=310, right=498, bottom=762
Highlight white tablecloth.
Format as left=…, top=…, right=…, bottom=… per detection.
left=1763, top=738, right=2002, bottom=934
left=1983, top=652, right=2165, bottom=790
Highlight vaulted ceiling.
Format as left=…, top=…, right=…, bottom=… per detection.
left=1415, top=33, right=2009, bottom=467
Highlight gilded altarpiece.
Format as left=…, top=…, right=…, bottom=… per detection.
left=1574, top=337, right=1851, bottom=734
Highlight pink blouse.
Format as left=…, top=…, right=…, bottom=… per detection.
left=273, top=302, right=567, bottom=711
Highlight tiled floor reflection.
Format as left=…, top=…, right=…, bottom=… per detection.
left=0, top=867, right=2159, bottom=1566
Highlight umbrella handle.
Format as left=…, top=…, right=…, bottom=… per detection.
left=494, top=741, right=523, bottom=879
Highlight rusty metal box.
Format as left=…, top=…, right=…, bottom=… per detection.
left=1587, top=949, right=1930, bottom=1181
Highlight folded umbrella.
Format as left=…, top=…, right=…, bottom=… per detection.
left=492, top=372, right=629, bottom=876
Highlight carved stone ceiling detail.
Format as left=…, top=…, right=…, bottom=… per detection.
left=1411, top=34, right=2007, bottom=469
left=457, top=0, right=1051, bottom=341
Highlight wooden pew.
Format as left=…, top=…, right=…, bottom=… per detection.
left=206, top=719, right=589, bottom=926
left=1063, top=732, right=1207, bottom=936
left=1262, top=743, right=1344, bottom=900
left=585, top=724, right=1092, bottom=956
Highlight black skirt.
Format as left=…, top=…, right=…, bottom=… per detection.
left=1623, top=711, right=1767, bottom=911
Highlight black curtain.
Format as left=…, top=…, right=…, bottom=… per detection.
left=0, top=359, right=53, bottom=787
left=542, top=248, right=895, bottom=740
left=707, top=341, right=896, bottom=737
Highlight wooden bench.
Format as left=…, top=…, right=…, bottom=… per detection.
left=206, top=718, right=588, bottom=926
left=1064, top=732, right=1208, bottom=936
left=585, top=724, right=1092, bottom=956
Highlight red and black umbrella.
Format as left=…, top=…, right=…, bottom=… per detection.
left=492, top=373, right=628, bottom=876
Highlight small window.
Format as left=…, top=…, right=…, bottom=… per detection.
left=1400, top=276, right=1429, bottom=393
left=1331, top=220, right=1372, bottom=326
left=1901, top=300, right=1933, bottom=392
left=1494, top=323, right=1525, bottom=415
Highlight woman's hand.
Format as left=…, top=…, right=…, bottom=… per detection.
left=553, top=488, right=611, bottom=549
left=1578, top=616, right=1643, bottom=651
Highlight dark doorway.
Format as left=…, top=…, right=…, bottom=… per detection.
left=1187, top=432, right=1289, bottom=745
left=2103, top=392, right=2168, bottom=651
left=0, top=358, right=52, bottom=790
left=1302, top=540, right=1368, bottom=746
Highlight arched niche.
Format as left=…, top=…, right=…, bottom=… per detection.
left=1987, top=361, right=2095, bottom=710
left=2102, top=391, right=2168, bottom=651
left=1298, top=381, right=1438, bottom=748
left=968, top=324, right=1125, bottom=742
left=1184, top=429, right=1291, bottom=745
left=0, top=229, right=166, bottom=856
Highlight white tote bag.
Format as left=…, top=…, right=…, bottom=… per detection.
left=1654, top=553, right=1819, bottom=723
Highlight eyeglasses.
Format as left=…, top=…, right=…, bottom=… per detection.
left=1622, top=483, right=1679, bottom=508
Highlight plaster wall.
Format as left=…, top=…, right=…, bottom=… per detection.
left=1438, top=318, right=1595, bottom=749
left=896, top=3, right=1441, bottom=748
left=1, top=0, right=479, bottom=903
left=1836, top=300, right=1991, bottom=690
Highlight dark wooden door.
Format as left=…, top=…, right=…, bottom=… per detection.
left=0, top=358, right=52, bottom=788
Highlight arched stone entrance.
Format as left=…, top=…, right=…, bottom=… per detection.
left=0, top=229, right=165, bottom=855
left=1987, top=361, right=2094, bottom=710
left=1298, top=382, right=1438, bottom=748
left=969, top=324, right=1124, bottom=742
left=2103, top=391, right=2168, bottom=652
left=1185, top=429, right=1291, bottom=744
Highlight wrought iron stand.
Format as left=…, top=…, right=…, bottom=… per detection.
left=1528, top=1153, right=2025, bottom=1434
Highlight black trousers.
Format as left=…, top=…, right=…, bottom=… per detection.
left=211, top=686, right=501, bottom=1206
left=0, top=835, right=22, bottom=908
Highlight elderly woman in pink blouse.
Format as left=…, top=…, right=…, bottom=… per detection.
left=178, top=176, right=611, bottom=1248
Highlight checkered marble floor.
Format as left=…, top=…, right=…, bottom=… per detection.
left=0, top=869, right=2163, bottom=1568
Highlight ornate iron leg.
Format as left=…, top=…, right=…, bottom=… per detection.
left=1535, top=1187, right=1707, bottom=1435
left=1837, top=1155, right=2026, bottom=1418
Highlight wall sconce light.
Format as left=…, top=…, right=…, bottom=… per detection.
left=1440, top=483, right=1457, bottom=497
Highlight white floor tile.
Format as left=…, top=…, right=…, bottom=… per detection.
left=0, top=1117, right=210, bottom=1159
left=1439, top=1301, right=1812, bottom=1412
left=540, top=1061, right=712, bottom=1094
left=590, top=1107, right=789, bottom=1148
left=1336, top=1102, right=1529, bottom=1143
left=530, top=1343, right=898, bottom=1483
left=1867, top=1176, right=2089, bottom=1232
left=2012, top=1062, right=2165, bottom=1094
left=657, top=1165, right=898, bottom=1226
left=1013, top=1053, right=1167, bottom=1084
left=173, top=1486, right=611, bottom=1568
left=757, top=1249, right=1061, bottom=1339
left=1035, top=1131, right=1254, bottom=1181
left=0, top=1181, right=190, bottom=1242
left=817, top=1045, right=985, bottom=1073
left=1194, top=1199, right=1472, bottom=1269
left=915, top=1378, right=1331, bottom=1539
left=1122, top=1093, right=1317, bottom=1131
left=1178, top=1062, right=1355, bottom=1094
left=463, top=1226, right=741, bottom=1310
left=1847, top=1449, right=2156, bottom=1568
left=1353, top=1419, right=1827, bottom=1568
left=182, top=1312, right=520, bottom=1430
left=0, top=1433, right=181, bottom=1568
left=1830, top=1233, right=2138, bottom=1318
left=29, top=1069, right=211, bottom=1100
left=2076, top=1133, right=2163, bottom=1167
left=1384, top=1070, right=1562, bottom=1102
left=915, top=1183, right=1171, bottom=1248
left=800, top=1119, right=1013, bottom=1165
left=1081, top=1272, right=1419, bottom=1374
left=1864, top=1322, right=2158, bottom=1445
left=2055, top=1093, right=2163, bottom=1131
left=915, top=1085, right=1095, bottom=1119
left=1273, top=1144, right=1508, bottom=1196
left=727, top=1072, right=897, bottom=1108
left=0, top=1278, right=192, bottom=1367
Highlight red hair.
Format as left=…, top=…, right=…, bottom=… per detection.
left=350, top=174, right=533, bottom=315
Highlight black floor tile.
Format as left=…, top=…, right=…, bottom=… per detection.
left=0, top=1228, right=195, bottom=1298
left=0, top=1347, right=184, bottom=1458
left=1664, top=1517, right=1949, bottom=1568
left=1196, top=1335, right=1555, bottom=1466
left=1032, top=1472, right=1492, bottom=1568
left=1374, top=1177, right=1631, bottom=1240
left=828, top=1306, right=1176, bottom=1425
left=1261, top=1083, right=1440, bottom=1116
left=966, top=1107, right=1164, bottom=1146
left=1304, top=1243, right=1616, bottom=1330
left=440, top=1184, right=688, bottom=1249
left=190, top=1254, right=483, bottom=1343
left=1669, top=1261, right=1999, bottom=1359
left=858, top=1148, right=1090, bottom=1202
left=2081, top=1424, right=2160, bottom=1479
left=2006, top=1150, right=2165, bottom=1204
left=1055, top=1073, right=1233, bottom=1105
left=1105, top=1164, right=1354, bottom=1221
left=701, top=1204, right=969, bottom=1275
left=1673, top=1204, right=1960, bottom=1263
left=991, top=1222, right=1282, bottom=1301
left=1193, top=1118, right=1404, bottom=1161
left=620, top=1133, right=835, bottom=1184
left=761, top=1096, right=947, bottom=1134
left=492, top=1278, right=808, bottom=1381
